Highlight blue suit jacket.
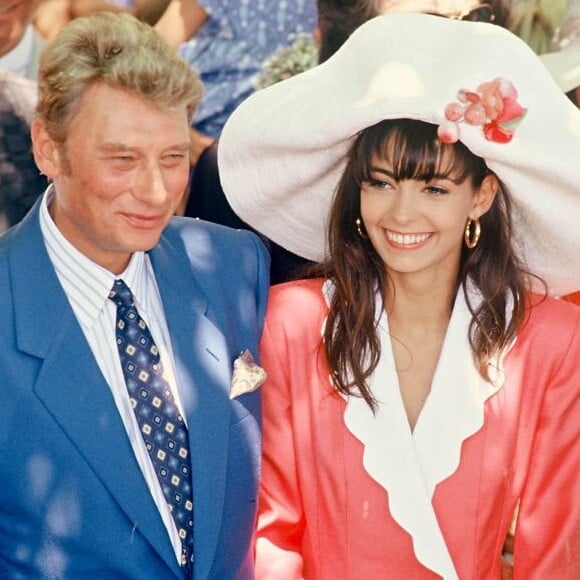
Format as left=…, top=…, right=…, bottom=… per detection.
left=0, top=201, right=270, bottom=579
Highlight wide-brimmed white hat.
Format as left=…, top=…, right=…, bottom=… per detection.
left=540, top=50, right=580, bottom=93
left=219, top=13, right=580, bottom=296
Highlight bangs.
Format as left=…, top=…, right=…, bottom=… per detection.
left=351, top=119, right=487, bottom=186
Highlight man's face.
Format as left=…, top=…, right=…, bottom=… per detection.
left=0, top=0, right=39, bottom=57
left=33, top=82, right=191, bottom=274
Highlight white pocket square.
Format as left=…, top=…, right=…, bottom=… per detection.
left=230, top=349, right=267, bottom=399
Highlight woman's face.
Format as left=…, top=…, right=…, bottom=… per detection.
left=359, top=149, right=496, bottom=285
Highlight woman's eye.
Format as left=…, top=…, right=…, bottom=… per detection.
left=367, top=178, right=393, bottom=190
left=425, top=185, right=448, bottom=196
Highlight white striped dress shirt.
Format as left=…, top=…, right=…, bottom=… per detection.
left=39, top=188, right=186, bottom=563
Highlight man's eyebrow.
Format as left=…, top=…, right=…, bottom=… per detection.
left=98, top=142, right=191, bottom=152
left=98, top=143, right=137, bottom=152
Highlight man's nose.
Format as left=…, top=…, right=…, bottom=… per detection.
left=135, top=163, right=168, bottom=206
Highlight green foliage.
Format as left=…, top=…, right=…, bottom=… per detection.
left=254, top=34, right=319, bottom=90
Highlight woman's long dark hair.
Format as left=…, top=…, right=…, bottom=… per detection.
left=314, top=119, right=537, bottom=410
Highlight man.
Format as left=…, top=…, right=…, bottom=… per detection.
left=0, top=12, right=269, bottom=579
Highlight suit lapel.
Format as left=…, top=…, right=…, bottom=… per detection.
left=149, top=234, right=232, bottom=579
left=9, top=206, right=180, bottom=577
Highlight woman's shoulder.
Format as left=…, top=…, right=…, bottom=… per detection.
left=266, top=278, right=328, bottom=325
left=525, top=292, right=580, bottom=321
left=562, top=290, right=580, bottom=306
left=518, top=292, right=580, bottom=351
left=268, top=277, right=327, bottom=307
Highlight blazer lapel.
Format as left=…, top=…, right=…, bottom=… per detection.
left=149, top=234, right=232, bottom=579
left=340, top=285, right=512, bottom=579
left=321, top=280, right=458, bottom=577
left=342, top=309, right=459, bottom=579
left=9, top=206, right=180, bottom=577
left=412, top=287, right=507, bottom=497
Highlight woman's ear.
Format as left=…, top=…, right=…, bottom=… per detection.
left=471, top=172, right=499, bottom=218
left=31, top=118, right=63, bottom=179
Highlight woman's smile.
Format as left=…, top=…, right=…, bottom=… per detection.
left=385, top=229, right=434, bottom=247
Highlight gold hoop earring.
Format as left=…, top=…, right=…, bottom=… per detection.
left=464, top=217, right=481, bottom=249
left=355, top=217, right=367, bottom=238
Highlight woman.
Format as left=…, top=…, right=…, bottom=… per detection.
left=219, top=13, right=580, bottom=579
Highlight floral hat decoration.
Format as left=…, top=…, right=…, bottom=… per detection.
left=219, top=13, right=580, bottom=296
left=438, top=78, right=527, bottom=144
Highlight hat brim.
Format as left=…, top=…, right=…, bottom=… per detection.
left=219, top=13, right=580, bottom=296
left=540, top=50, right=580, bottom=93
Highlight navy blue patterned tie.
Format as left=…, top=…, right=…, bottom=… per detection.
left=109, top=279, right=194, bottom=573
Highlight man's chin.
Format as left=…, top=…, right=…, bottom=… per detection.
left=123, top=231, right=167, bottom=255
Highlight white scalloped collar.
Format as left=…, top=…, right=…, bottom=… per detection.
left=322, top=280, right=512, bottom=578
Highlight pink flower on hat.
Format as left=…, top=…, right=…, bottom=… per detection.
left=437, top=78, right=527, bottom=144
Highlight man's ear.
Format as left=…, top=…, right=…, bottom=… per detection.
left=31, top=118, right=64, bottom=179
left=471, top=172, right=499, bottom=219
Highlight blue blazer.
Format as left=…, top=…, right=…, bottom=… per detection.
left=0, top=201, right=270, bottom=579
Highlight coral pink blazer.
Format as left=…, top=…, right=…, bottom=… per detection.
left=563, top=291, right=580, bottom=307
left=256, top=278, right=580, bottom=579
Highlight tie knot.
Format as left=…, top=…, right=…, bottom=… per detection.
left=109, top=279, right=134, bottom=308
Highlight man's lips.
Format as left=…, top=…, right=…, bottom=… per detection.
left=122, top=213, right=167, bottom=228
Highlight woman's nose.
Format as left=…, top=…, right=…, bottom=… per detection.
left=390, top=188, right=418, bottom=223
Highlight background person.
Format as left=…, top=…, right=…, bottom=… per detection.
left=154, top=0, right=317, bottom=142
left=0, top=0, right=44, bottom=78
left=316, top=0, right=510, bottom=63
left=540, top=5, right=580, bottom=106
left=0, top=0, right=48, bottom=233
left=0, top=68, right=48, bottom=234
left=508, top=0, right=567, bottom=55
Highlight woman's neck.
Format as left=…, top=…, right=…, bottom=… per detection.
left=384, top=271, right=459, bottom=334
